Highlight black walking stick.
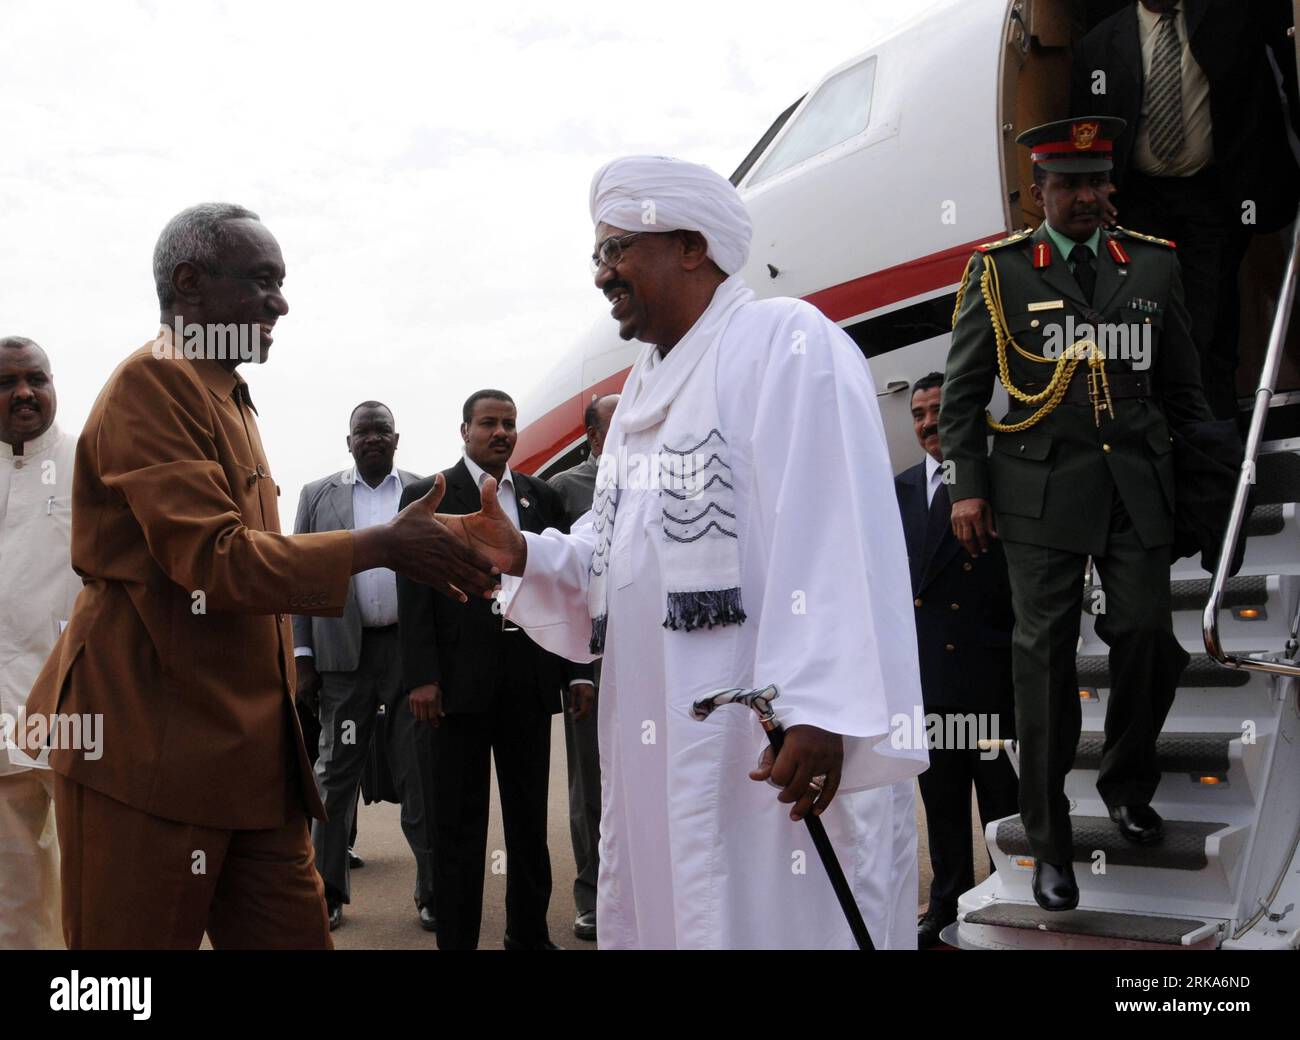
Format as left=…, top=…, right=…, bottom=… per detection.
left=690, top=684, right=875, bottom=950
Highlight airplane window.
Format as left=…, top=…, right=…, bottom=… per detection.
left=748, top=57, right=876, bottom=185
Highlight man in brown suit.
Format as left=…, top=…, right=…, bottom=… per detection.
left=23, top=202, right=498, bottom=949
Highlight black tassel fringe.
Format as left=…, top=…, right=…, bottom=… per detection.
left=662, top=588, right=747, bottom=633
left=589, top=613, right=608, bottom=654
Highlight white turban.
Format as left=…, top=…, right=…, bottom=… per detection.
left=589, top=155, right=753, bottom=276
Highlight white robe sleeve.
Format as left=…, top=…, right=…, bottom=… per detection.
left=746, top=302, right=928, bottom=791
left=500, top=511, right=600, bottom=664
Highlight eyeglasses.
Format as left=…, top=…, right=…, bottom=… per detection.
left=590, top=232, right=645, bottom=273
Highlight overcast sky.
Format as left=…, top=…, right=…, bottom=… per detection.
left=1, top=0, right=939, bottom=509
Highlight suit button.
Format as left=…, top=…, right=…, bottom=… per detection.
left=276, top=613, right=284, bottom=622
left=950, top=603, right=960, bottom=611
left=945, top=643, right=956, bottom=653
left=914, top=597, right=922, bottom=607
left=1018, top=444, right=1025, bottom=453
left=962, top=562, right=973, bottom=572
left=1102, top=443, right=1112, bottom=453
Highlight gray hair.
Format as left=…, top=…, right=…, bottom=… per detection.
left=152, top=202, right=261, bottom=309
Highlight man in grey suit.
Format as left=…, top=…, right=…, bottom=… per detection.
left=546, top=393, right=617, bottom=942
left=293, top=401, right=436, bottom=931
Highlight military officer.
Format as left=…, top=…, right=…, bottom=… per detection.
left=939, top=117, right=1214, bottom=911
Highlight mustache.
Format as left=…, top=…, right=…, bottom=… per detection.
left=604, top=279, right=630, bottom=296
left=11, top=399, right=40, bottom=412
left=921, top=425, right=938, bottom=439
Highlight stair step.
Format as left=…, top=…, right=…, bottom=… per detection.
left=1073, top=731, right=1236, bottom=773
left=1255, top=451, right=1300, bottom=505
left=962, top=903, right=1214, bottom=945
left=1077, top=652, right=1254, bottom=689
left=1246, top=502, right=1285, bottom=538
left=994, top=815, right=1228, bottom=870
left=1168, top=575, right=1265, bottom=612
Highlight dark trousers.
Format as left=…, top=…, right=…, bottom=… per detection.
left=430, top=681, right=553, bottom=950
left=1002, top=500, right=1188, bottom=863
left=916, top=706, right=1019, bottom=918
left=311, top=626, right=435, bottom=908
left=297, top=701, right=358, bottom=850
left=563, top=663, right=601, bottom=915
left=1122, top=168, right=1253, bottom=420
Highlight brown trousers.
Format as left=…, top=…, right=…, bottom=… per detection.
left=55, top=774, right=332, bottom=950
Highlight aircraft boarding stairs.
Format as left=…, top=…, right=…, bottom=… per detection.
left=952, top=220, right=1300, bottom=951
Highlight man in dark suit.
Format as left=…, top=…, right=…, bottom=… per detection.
left=896, top=373, right=1019, bottom=949
left=941, top=119, right=1214, bottom=911
left=397, top=389, right=592, bottom=950
left=1070, top=0, right=1300, bottom=418
left=293, top=401, right=436, bottom=932
left=546, top=392, right=618, bottom=942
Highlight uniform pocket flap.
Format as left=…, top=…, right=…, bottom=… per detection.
left=992, top=430, right=1053, bottom=462
left=1146, top=424, right=1174, bottom=455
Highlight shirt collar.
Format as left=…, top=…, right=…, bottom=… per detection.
left=1044, top=222, right=1101, bottom=263
left=1136, top=2, right=1180, bottom=35
left=0, top=422, right=61, bottom=461
left=350, top=466, right=401, bottom=492
left=153, top=326, right=256, bottom=411
left=462, top=452, right=513, bottom=491
left=924, top=453, right=943, bottom=485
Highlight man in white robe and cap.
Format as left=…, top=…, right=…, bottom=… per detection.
left=447, top=155, right=928, bottom=948
left=0, top=336, right=81, bottom=948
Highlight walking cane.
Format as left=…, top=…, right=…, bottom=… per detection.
left=690, top=685, right=875, bottom=950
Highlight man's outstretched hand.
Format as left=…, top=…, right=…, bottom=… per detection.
left=749, top=724, right=844, bottom=821
left=437, top=476, right=528, bottom=577
left=352, top=472, right=499, bottom=602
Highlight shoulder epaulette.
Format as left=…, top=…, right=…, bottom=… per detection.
left=1115, top=226, right=1176, bottom=249
left=975, top=228, right=1032, bottom=253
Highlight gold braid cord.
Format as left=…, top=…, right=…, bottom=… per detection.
left=977, top=254, right=1113, bottom=432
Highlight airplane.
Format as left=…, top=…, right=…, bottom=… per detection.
left=513, top=0, right=1300, bottom=950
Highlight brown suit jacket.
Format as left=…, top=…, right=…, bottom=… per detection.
left=25, top=335, right=353, bottom=829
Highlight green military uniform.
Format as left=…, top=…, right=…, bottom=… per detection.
left=939, top=118, right=1214, bottom=866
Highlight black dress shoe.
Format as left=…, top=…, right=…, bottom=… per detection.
left=348, top=848, right=365, bottom=869
left=573, top=910, right=597, bottom=942
left=418, top=905, right=437, bottom=932
left=1109, top=804, right=1163, bottom=844
left=917, top=910, right=955, bottom=949
left=327, top=902, right=344, bottom=931
left=503, top=934, right=560, bottom=950
left=1032, top=859, right=1079, bottom=912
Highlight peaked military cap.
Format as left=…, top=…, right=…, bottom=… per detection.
left=1016, top=116, right=1127, bottom=174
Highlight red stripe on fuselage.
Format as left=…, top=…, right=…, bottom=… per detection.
left=513, top=233, right=1001, bottom=474
left=802, top=234, right=995, bottom=323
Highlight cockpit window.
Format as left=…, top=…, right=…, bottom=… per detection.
left=748, top=56, right=876, bottom=186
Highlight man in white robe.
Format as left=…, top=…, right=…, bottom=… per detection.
left=449, top=157, right=928, bottom=948
left=0, top=337, right=81, bottom=948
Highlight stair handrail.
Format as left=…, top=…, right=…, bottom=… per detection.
left=1203, top=211, right=1300, bottom=678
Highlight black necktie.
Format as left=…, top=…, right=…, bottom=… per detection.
left=1071, top=244, right=1096, bottom=303
left=922, top=481, right=951, bottom=561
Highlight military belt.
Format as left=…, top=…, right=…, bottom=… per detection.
left=1021, top=369, right=1150, bottom=407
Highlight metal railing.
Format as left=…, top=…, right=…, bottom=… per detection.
left=1203, top=212, right=1300, bottom=678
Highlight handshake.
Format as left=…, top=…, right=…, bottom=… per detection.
left=350, top=474, right=527, bottom=601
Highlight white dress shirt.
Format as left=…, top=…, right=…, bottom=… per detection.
left=1133, top=2, right=1213, bottom=177
left=350, top=468, right=402, bottom=627
left=462, top=453, right=520, bottom=529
